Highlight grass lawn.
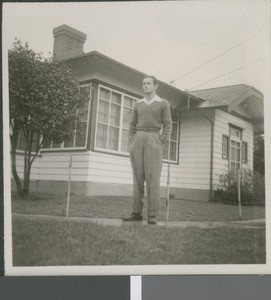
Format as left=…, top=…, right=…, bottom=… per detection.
left=12, top=216, right=265, bottom=266
left=12, top=193, right=265, bottom=222
left=11, top=193, right=266, bottom=266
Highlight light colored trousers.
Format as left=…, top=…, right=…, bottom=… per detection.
left=129, top=130, right=164, bottom=217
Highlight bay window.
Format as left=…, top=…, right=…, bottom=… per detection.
left=44, top=83, right=92, bottom=150
left=17, top=130, right=39, bottom=152
left=95, top=85, right=179, bottom=163
left=95, top=86, right=137, bottom=153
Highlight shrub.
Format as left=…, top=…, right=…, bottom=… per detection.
left=213, top=169, right=265, bottom=206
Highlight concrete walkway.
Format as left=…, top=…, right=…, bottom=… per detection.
left=12, top=213, right=265, bottom=229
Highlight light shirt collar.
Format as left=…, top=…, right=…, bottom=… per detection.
left=138, top=95, right=162, bottom=105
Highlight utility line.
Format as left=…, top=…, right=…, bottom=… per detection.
left=187, top=58, right=261, bottom=90
left=170, top=31, right=261, bottom=84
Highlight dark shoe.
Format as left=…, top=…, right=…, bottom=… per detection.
left=122, top=213, right=143, bottom=222
left=148, top=216, right=157, bottom=225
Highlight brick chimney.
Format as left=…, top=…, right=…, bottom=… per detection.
left=52, top=24, right=87, bottom=60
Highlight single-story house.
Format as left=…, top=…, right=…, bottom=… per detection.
left=13, top=24, right=264, bottom=201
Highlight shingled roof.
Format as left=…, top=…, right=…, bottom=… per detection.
left=188, top=84, right=264, bottom=132
left=189, top=84, right=262, bottom=109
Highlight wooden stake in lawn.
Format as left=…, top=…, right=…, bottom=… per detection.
left=166, top=163, right=170, bottom=225
left=237, top=169, right=242, bottom=220
left=66, top=155, right=73, bottom=218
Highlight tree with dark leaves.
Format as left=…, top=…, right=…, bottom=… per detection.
left=9, top=39, right=90, bottom=197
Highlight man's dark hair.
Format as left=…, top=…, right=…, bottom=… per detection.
left=143, top=75, right=159, bottom=86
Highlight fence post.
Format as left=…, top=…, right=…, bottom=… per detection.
left=237, top=169, right=242, bottom=220
left=166, top=163, right=170, bottom=225
left=66, top=155, right=73, bottom=218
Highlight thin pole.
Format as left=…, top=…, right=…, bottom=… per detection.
left=166, top=163, right=170, bottom=225
left=237, top=169, right=242, bottom=220
left=66, top=155, right=73, bottom=218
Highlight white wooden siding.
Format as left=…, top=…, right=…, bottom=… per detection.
left=177, top=110, right=212, bottom=191
left=13, top=149, right=181, bottom=188
left=213, top=109, right=254, bottom=188
left=12, top=108, right=253, bottom=196
left=11, top=153, right=41, bottom=179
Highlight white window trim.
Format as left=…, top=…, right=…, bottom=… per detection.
left=163, top=115, right=179, bottom=163
left=94, top=84, right=138, bottom=155
left=94, top=84, right=179, bottom=163
left=242, top=141, right=248, bottom=164
left=222, top=135, right=229, bottom=159
left=229, top=125, right=243, bottom=172
left=41, top=84, right=92, bottom=152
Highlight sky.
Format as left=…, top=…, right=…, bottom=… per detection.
left=3, top=1, right=270, bottom=93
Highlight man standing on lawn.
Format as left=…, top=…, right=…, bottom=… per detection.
left=123, top=76, right=172, bottom=225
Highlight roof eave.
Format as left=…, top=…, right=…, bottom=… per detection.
left=63, top=51, right=204, bottom=105
left=175, top=104, right=228, bottom=112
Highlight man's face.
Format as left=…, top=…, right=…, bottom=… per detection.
left=143, top=77, right=158, bottom=94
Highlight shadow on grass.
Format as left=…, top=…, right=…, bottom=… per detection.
left=12, top=215, right=266, bottom=266
left=12, top=193, right=265, bottom=222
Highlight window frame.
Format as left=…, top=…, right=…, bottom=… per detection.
left=242, top=141, right=248, bottom=164
left=15, top=129, right=40, bottom=154
left=228, top=124, right=245, bottom=173
left=94, top=84, right=180, bottom=163
left=41, top=83, right=92, bottom=152
left=230, top=139, right=242, bottom=173
left=94, top=84, right=139, bottom=154
left=163, top=109, right=180, bottom=163
left=222, top=134, right=229, bottom=159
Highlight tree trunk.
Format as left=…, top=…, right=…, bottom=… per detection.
left=10, top=133, right=23, bottom=196
left=22, top=131, right=33, bottom=197
left=22, top=169, right=31, bottom=196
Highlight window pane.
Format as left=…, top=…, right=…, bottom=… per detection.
left=108, top=126, right=119, bottom=150
left=100, top=88, right=110, bottom=100
left=52, top=142, right=62, bottom=148
left=222, top=136, right=228, bottom=158
left=124, top=96, right=133, bottom=108
left=236, top=147, right=241, bottom=162
left=78, top=107, right=89, bottom=122
left=163, top=140, right=169, bottom=160
left=64, top=137, right=74, bottom=148
left=19, top=139, right=26, bottom=151
left=231, top=140, right=235, bottom=161
left=230, top=127, right=241, bottom=139
left=42, top=139, right=51, bottom=149
left=231, top=162, right=236, bottom=172
left=171, top=122, right=178, bottom=141
left=110, top=103, right=121, bottom=126
left=75, top=124, right=87, bottom=147
left=31, top=133, right=39, bottom=152
left=242, top=143, right=247, bottom=163
left=98, top=100, right=109, bottom=123
left=170, top=141, right=177, bottom=161
left=96, top=124, right=108, bottom=148
left=111, top=92, right=121, bottom=104
left=17, top=133, right=26, bottom=150
left=31, top=141, right=38, bottom=152
left=123, top=107, right=132, bottom=130
left=121, top=130, right=129, bottom=152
